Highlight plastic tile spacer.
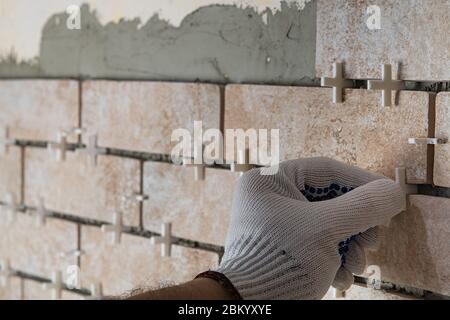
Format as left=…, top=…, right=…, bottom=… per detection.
left=231, top=149, right=254, bottom=176
left=0, top=126, right=16, bottom=155
left=183, top=158, right=206, bottom=181
left=35, top=197, right=49, bottom=227
left=150, top=223, right=173, bottom=258
left=0, top=259, right=14, bottom=288
left=408, top=137, right=448, bottom=145
left=5, top=192, right=20, bottom=224
left=101, top=212, right=124, bottom=245
left=89, top=283, right=103, bottom=299
left=78, top=134, right=107, bottom=166
left=368, top=64, right=405, bottom=107
left=333, top=288, right=346, bottom=299
left=395, top=167, right=417, bottom=213
left=48, top=132, right=70, bottom=162
left=320, top=62, right=353, bottom=104
left=123, top=193, right=149, bottom=203
left=42, top=271, right=63, bottom=300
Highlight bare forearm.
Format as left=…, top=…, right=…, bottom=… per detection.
left=126, top=278, right=235, bottom=300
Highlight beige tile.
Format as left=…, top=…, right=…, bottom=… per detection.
left=322, top=286, right=416, bottom=300
left=366, top=195, right=450, bottom=296
left=143, top=163, right=238, bottom=245
left=23, top=281, right=48, bottom=300
left=0, top=278, right=22, bottom=300
left=0, top=146, right=21, bottom=204
left=315, top=0, right=450, bottom=81
left=24, top=148, right=141, bottom=225
left=62, top=291, right=85, bottom=300
left=0, top=212, right=78, bottom=277
left=434, top=93, right=450, bottom=187
left=80, top=226, right=219, bottom=296
left=82, top=81, right=221, bottom=154
left=0, top=80, right=79, bottom=142
left=225, top=85, right=431, bottom=183
left=23, top=280, right=83, bottom=300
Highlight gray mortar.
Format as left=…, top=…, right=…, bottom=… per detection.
left=0, top=1, right=318, bottom=85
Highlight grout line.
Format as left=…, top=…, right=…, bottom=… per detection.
left=13, top=269, right=91, bottom=297
left=427, top=93, right=437, bottom=184
left=76, top=224, right=82, bottom=268
left=418, top=184, right=450, bottom=198
left=77, top=80, right=83, bottom=145
left=15, top=140, right=48, bottom=148
left=19, top=146, right=25, bottom=204
left=13, top=138, right=450, bottom=198
left=354, top=276, right=450, bottom=300
left=19, top=277, right=25, bottom=300
left=2, top=266, right=449, bottom=300
left=0, top=76, right=448, bottom=91
left=14, top=138, right=233, bottom=170
left=0, top=201, right=224, bottom=255
left=219, top=85, right=225, bottom=134
left=138, top=160, right=144, bottom=230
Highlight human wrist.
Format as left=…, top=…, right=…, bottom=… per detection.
left=194, top=271, right=242, bottom=300
left=215, top=234, right=311, bottom=300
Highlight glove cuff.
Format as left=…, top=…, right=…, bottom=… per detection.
left=195, top=271, right=243, bottom=300
left=215, top=234, right=322, bottom=300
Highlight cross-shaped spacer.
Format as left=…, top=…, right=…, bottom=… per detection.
left=0, top=126, right=15, bottom=155
left=42, top=271, right=63, bottom=300
left=321, top=62, right=353, bottom=104
left=48, top=132, right=70, bottom=162
left=80, top=134, right=107, bottom=166
left=231, top=149, right=254, bottom=176
left=151, top=223, right=173, bottom=257
left=101, top=212, right=124, bottom=245
left=368, top=64, right=405, bottom=107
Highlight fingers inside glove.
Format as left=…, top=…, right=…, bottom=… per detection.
left=355, top=227, right=380, bottom=251
left=279, top=157, right=386, bottom=193
left=316, top=178, right=404, bottom=242
left=332, top=266, right=354, bottom=291
left=341, top=241, right=366, bottom=275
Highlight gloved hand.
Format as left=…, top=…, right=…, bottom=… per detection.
left=216, top=157, right=404, bottom=300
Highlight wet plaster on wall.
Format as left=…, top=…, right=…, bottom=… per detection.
left=0, top=52, right=41, bottom=77
left=0, top=1, right=317, bottom=85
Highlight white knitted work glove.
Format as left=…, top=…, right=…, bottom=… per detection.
left=216, top=157, right=404, bottom=300
left=332, top=226, right=380, bottom=290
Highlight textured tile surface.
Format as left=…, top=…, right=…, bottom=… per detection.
left=24, top=148, right=141, bottom=225
left=0, top=213, right=77, bottom=277
left=23, top=280, right=82, bottom=300
left=80, top=226, right=219, bottom=296
left=143, top=163, right=238, bottom=245
left=322, top=286, right=415, bottom=300
left=82, top=81, right=221, bottom=154
left=434, top=93, right=450, bottom=187
left=367, top=195, right=450, bottom=296
left=0, top=278, right=22, bottom=300
left=0, top=80, right=79, bottom=141
left=0, top=146, right=21, bottom=204
left=225, top=85, right=431, bottom=183
left=315, top=0, right=450, bottom=81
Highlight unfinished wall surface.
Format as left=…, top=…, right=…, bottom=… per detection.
left=0, top=1, right=317, bottom=85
